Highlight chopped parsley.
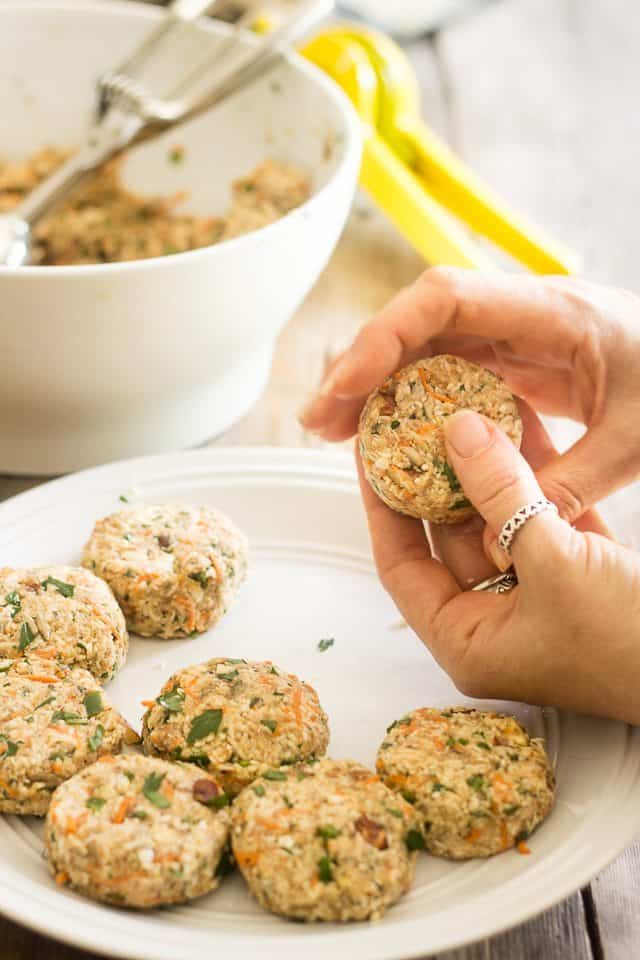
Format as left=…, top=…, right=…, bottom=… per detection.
left=88, top=724, right=104, bottom=752
left=0, top=735, right=18, bottom=759
left=261, top=719, right=277, bottom=734
left=4, top=592, right=20, bottom=618
left=442, top=462, right=461, bottom=492
left=131, top=809, right=149, bottom=820
left=86, top=797, right=107, bottom=812
left=252, top=784, right=266, bottom=797
left=386, top=807, right=404, bottom=819
left=51, top=711, right=87, bottom=725
left=390, top=420, right=400, bottom=430
left=503, top=804, right=521, bottom=816
left=83, top=691, right=103, bottom=718
left=249, top=696, right=262, bottom=709
left=405, top=829, right=426, bottom=851
left=218, top=670, right=239, bottom=682
left=18, top=622, right=35, bottom=652
left=466, top=774, right=485, bottom=792
left=401, top=789, right=417, bottom=804
left=317, top=856, right=334, bottom=883
left=476, top=740, right=491, bottom=751
left=317, top=637, right=335, bottom=653
left=187, top=709, right=222, bottom=744
left=189, top=571, right=210, bottom=588
left=263, top=770, right=287, bottom=781
left=157, top=685, right=185, bottom=713
left=34, top=695, right=55, bottom=711
left=316, top=825, right=340, bottom=839
left=40, top=576, right=75, bottom=599
left=142, top=771, right=170, bottom=808
left=451, top=497, right=472, bottom=510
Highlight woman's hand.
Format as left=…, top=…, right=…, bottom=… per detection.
left=357, top=407, right=640, bottom=725
left=301, top=268, right=640, bottom=523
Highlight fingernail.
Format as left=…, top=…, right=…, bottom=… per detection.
left=487, top=537, right=512, bottom=573
left=444, top=410, right=492, bottom=459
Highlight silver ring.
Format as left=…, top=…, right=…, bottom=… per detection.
left=472, top=571, right=519, bottom=594
left=498, top=498, right=559, bottom=555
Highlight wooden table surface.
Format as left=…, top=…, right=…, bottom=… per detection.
left=1, top=0, right=639, bottom=956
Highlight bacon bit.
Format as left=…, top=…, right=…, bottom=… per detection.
left=355, top=815, right=388, bottom=850
left=141, top=700, right=155, bottom=708
left=517, top=840, right=531, bottom=855
left=235, top=850, right=262, bottom=869
left=112, top=796, right=135, bottom=824
left=55, top=871, right=69, bottom=886
left=500, top=820, right=511, bottom=850
left=418, top=368, right=453, bottom=405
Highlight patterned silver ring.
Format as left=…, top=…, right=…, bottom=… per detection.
left=471, top=571, right=519, bottom=594
left=498, top=498, right=559, bottom=555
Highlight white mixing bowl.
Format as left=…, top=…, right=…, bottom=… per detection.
left=0, top=0, right=360, bottom=474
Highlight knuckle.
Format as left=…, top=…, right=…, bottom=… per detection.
left=473, top=468, right=523, bottom=518
left=540, top=476, right=585, bottom=522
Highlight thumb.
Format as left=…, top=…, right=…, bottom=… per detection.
left=443, top=410, right=570, bottom=570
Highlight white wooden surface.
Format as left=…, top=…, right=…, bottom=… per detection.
left=0, top=0, right=638, bottom=956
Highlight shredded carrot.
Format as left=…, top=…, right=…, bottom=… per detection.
left=65, top=813, right=88, bottom=835
left=500, top=820, right=511, bottom=850
left=517, top=840, right=531, bottom=855
left=432, top=736, right=446, bottom=752
left=235, top=850, right=262, bottom=869
left=55, top=871, right=69, bottom=886
left=112, top=796, right=135, bottom=824
left=412, top=422, right=438, bottom=436
left=141, top=700, right=155, bottom=708
left=291, top=687, right=302, bottom=730
left=465, top=826, right=483, bottom=843
left=418, top=368, right=453, bottom=405
left=26, top=675, right=59, bottom=684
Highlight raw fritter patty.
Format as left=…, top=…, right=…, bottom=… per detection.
left=142, top=658, right=329, bottom=795
left=82, top=503, right=248, bottom=638
left=231, top=758, right=420, bottom=922
left=376, top=707, right=555, bottom=859
left=0, top=565, right=128, bottom=682
left=0, top=658, right=130, bottom=815
left=46, top=754, right=231, bottom=908
left=358, top=354, right=523, bottom=523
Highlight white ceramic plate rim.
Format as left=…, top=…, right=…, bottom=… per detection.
left=0, top=446, right=638, bottom=960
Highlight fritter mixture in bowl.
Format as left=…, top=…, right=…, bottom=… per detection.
left=358, top=354, right=522, bottom=523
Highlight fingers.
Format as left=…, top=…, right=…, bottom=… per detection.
left=300, top=268, right=593, bottom=437
left=355, top=448, right=460, bottom=631
left=443, top=410, right=572, bottom=571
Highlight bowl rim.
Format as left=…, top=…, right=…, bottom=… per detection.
left=0, top=0, right=361, bottom=277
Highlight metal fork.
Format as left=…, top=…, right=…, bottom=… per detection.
left=0, top=0, right=332, bottom=266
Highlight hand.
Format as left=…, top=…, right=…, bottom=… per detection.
left=357, top=407, right=640, bottom=724
left=301, top=268, right=640, bottom=523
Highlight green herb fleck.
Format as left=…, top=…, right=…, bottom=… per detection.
left=317, top=637, right=335, bottom=652
left=269, top=666, right=279, bottom=675
left=515, top=829, right=530, bottom=844
left=88, top=724, right=104, bottom=752
left=401, top=789, right=417, bottom=804
left=442, top=462, right=461, bottom=492
left=261, top=719, right=277, bottom=733
left=18, top=622, right=35, bottom=652
left=476, top=740, right=491, bottom=751
left=253, top=784, right=266, bottom=797
left=218, top=670, right=239, bottom=681
left=249, top=696, right=262, bottom=709
left=467, top=774, right=485, bottom=792
left=84, top=691, right=103, bottom=718
left=132, top=809, right=149, bottom=819
left=187, top=709, right=223, bottom=744
left=168, top=146, right=184, bottom=165
left=317, top=856, right=334, bottom=883
left=51, top=711, right=87, bottom=726
left=157, top=685, right=185, bottom=713
left=142, top=772, right=170, bottom=808
left=34, top=695, right=55, bottom=711
left=189, top=570, right=210, bottom=588
left=316, top=825, right=340, bottom=839
left=0, top=735, right=18, bottom=759
left=386, top=807, right=404, bottom=819
left=86, top=796, right=106, bottom=812
left=504, top=804, right=521, bottom=816
left=4, top=592, right=21, bottom=618
left=40, top=576, right=75, bottom=598
left=390, top=420, right=400, bottom=430
left=263, top=770, right=287, bottom=781
left=405, top=829, right=426, bottom=851
left=118, top=494, right=129, bottom=503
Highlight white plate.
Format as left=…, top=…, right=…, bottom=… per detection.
left=0, top=446, right=638, bottom=960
